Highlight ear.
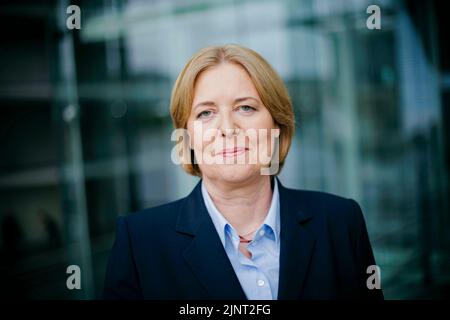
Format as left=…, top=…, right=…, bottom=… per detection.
left=180, top=131, right=193, bottom=164
left=272, top=124, right=281, bottom=138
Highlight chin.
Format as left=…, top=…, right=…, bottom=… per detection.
left=208, top=164, right=261, bottom=184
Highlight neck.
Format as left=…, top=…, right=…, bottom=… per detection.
left=202, top=175, right=274, bottom=236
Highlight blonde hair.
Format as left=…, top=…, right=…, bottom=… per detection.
left=170, top=44, right=295, bottom=176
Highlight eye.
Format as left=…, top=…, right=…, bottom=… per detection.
left=197, top=110, right=214, bottom=119
left=238, top=105, right=256, bottom=113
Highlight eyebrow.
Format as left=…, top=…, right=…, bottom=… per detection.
left=193, top=96, right=260, bottom=110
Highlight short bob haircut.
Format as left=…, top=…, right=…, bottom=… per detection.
left=170, top=44, right=295, bottom=177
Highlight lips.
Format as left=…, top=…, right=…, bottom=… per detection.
left=216, top=147, right=249, bottom=157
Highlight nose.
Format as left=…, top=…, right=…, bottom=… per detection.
left=218, top=112, right=239, bottom=138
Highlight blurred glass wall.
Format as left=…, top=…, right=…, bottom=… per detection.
left=0, top=0, right=449, bottom=299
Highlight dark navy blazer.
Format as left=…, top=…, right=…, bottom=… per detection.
left=103, top=178, right=383, bottom=300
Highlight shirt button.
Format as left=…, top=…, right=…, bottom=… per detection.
left=257, top=279, right=265, bottom=287
left=259, top=230, right=265, bottom=236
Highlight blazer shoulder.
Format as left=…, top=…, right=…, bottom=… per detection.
left=284, top=187, right=363, bottom=225
left=290, top=188, right=350, bottom=203
left=286, top=187, right=353, bottom=209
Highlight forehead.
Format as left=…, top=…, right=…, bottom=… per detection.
left=193, top=63, right=260, bottom=103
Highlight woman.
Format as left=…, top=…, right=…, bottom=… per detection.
left=103, top=44, right=383, bottom=300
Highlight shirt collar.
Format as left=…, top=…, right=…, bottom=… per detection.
left=201, top=178, right=281, bottom=247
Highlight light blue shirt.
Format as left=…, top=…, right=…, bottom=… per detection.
left=201, top=179, right=281, bottom=300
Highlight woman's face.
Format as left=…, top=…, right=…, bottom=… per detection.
left=186, top=63, right=279, bottom=184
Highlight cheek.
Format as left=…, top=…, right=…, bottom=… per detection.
left=189, top=124, right=216, bottom=154
left=245, top=113, right=275, bottom=143
left=242, top=109, right=274, bottom=129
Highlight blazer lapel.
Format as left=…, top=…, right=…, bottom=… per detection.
left=176, top=180, right=247, bottom=300
left=176, top=178, right=316, bottom=300
left=277, top=179, right=316, bottom=300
